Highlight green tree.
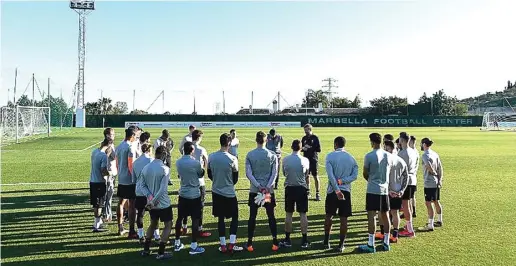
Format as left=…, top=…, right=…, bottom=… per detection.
left=369, top=96, right=407, bottom=115
left=331, top=97, right=353, bottom=108
left=130, top=109, right=148, bottom=115
left=112, top=101, right=128, bottom=115
left=302, top=89, right=329, bottom=108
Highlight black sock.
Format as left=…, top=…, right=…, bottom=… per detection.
left=285, top=232, right=291, bottom=241
left=393, top=229, right=399, bottom=238
left=158, top=242, right=166, bottom=255
left=339, top=235, right=345, bottom=247
left=272, top=237, right=278, bottom=246
left=144, top=239, right=151, bottom=251
left=302, top=233, right=308, bottom=243
left=323, top=233, right=330, bottom=245
left=380, top=225, right=385, bottom=234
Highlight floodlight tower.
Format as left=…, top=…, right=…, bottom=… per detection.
left=70, top=0, right=95, bottom=127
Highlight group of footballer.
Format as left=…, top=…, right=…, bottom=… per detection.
left=89, top=123, right=444, bottom=260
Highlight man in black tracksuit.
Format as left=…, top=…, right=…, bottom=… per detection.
left=301, top=124, right=322, bottom=201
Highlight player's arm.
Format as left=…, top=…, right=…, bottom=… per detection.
left=423, top=154, right=437, bottom=176
left=342, top=159, right=359, bottom=184
left=207, top=156, right=213, bottom=181
left=282, top=157, right=287, bottom=177
left=127, top=149, right=134, bottom=174
left=151, top=169, right=170, bottom=206
left=232, top=158, right=239, bottom=185
left=245, top=156, right=262, bottom=188
left=202, top=151, right=208, bottom=170
left=101, top=155, right=110, bottom=178
left=400, top=164, right=409, bottom=195
left=197, top=163, right=205, bottom=178
left=314, top=136, right=321, bottom=153
left=437, top=158, right=444, bottom=187
left=266, top=155, right=279, bottom=189
left=280, top=136, right=284, bottom=148
left=363, top=156, right=370, bottom=181
left=140, top=171, right=153, bottom=200
left=178, top=137, right=186, bottom=155
left=326, top=158, right=340, bottom=193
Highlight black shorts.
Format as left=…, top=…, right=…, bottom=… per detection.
left=248, top=192, right=277, bottom=208
left=178, top=196, right=202, bottom=219
left=90, top=182, right=106, bottom=208
left=135, top=196, right=147, bottom=210
left=366, top=193, right=390, bottom=212
left=117, top=184, right=136, bottom=200
left=389, top=196, right=402, bottom=210
left=402, top=185, right=417, bottom=200
left=212, top=193, right=238, bottom=218
left=149, top=206, right=173, bottom=222
left=325, top=190, right=352, bottom=217
left=285, top=186, right=309, bottom=213
left=308, top=158, right=318, bottom=176
left=424, top=188, right=441, bottom=201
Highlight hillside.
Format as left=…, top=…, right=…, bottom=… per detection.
left=461, top=81, right=516, bottom=108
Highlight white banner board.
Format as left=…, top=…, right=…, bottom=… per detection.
left=125, top=121, right=301, bottom=129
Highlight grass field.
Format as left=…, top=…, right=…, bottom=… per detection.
left=2, top=127, right=516, bottom=266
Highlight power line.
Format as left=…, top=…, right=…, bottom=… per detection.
left=322, top=78, right=338, bottom=108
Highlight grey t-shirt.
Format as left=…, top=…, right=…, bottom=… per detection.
left=133, top=154, right=153, bottom=196
left=176, top=155, right=202, bottom=199
left=364, top=149, right=393, bottom=195
left=139, top=160, right=171, bottom=209
left=266, top=134, right=284, bottom=156
left=397, top=147, right=419, bottom=186
left=422, top=149, right=443, bottom=188
left=90, top=149, right=108, bottom=183
left=116, top=140, right=136, bottom=185
left=193, top=142, right=208, bottom=186
left=325, top=148, right=359, bottom=193
left=389, top=155, right=409, bottom=193
left=229, top=138, right=239, bottom=158
left=208, top=150, right=239, bottom=198
left=282, top=152, right=310, bottom=188
left=245, top=147, right=278, bottom=194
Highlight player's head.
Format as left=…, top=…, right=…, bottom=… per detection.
left=139, top=131, right=151, bottom=144
left=255, top=131, right=266, bottom=145
left=219, top=133, right=232, bottom=148
left=369, top=133, right=382, bottom=148
left=395, top=138, right=402, bottom=150
left=291, top=139, right=301, bottom=152
left=421, top=137, right=433, bottom=151
left=383, top=134, right=394, bottom=143
left=334, top=136, right=346, bottom=150
left=135, top=126, right=142, bottom=138
left=103, top=127, right=114, bottom=141
left=155, top=145, right=167, bottom=162
left=303, top=124, right=313, bottom=135
left=100, top=138, right=113, bottom=149
left=141, top=143, right=151, bottom=154
left=161, top=129, right=170, bottom=139
left=384, top=140, right=395, bottom=153
left=125, top=127, right=136, bottom=141
left=400, top=133, right=410, bottom=147
left=409, top=135, right=417, bottom=148
left=229, top=129, right=236, bottom=139
left=188, top=125, right=196, bottom=133
left=192, top=129, right=203, bottom=144
left=269, top=128, right=276, bottom=136
left=183, top=141, right=195, bottom=156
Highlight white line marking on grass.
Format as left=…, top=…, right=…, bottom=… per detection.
left=2, top=182, right=89, bottom=186
left=81, top=141, right=102, bottom=151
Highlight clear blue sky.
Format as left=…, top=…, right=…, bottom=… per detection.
left=2, top=0, right=515, bottom=114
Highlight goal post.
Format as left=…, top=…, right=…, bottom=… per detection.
left=1, top=105, right=51, bottom=144
left=481, top=111, right=516, bottom=131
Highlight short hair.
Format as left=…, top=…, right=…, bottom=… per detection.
left=399, top=131, right=408, bottom=137
left=103, top=127, right=113, bottom=138
left=219, top=133, right=231, bottom=147
left=192, top=129, right=203, bottom=141
left=269, top=128, right=276, bottom=135
left=334, top=136, right=346, bottom=148
left=125, top=128, right=135, bottom=139
left=395, top=138, right=400, bottom=144
left=369, top=133, right=382, bottom=144
left=421, top=137, right=434, bottom=146
left=189, top=125, right=196, bottom=130
left=155, top=145, right=166, bottom=159
left=255, top=131, right=266, bottom=144
left=100, top=138, right=113, bottom=148
left=383, top=134, right=394, bottom=141
left=229, top=129, right=236, bottom=134
left=128, top=125, right=137, bottom=130
left=410, top=135, right=417, bottom=141
left=140, top=132, right=151, bottom=143
left=384, top=140, right=395, bottom=150
left=183, top=141, right=194, bottom=155
left=304, top=124, right=313, bottom=130
left=141, top=143, right=151, bottom=153
left=162, top=129, right=170, bottom=138
left=291, top=139, right=301, bottom=151
left=400, top=134, right=409, bottom=142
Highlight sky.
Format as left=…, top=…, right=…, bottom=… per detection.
left=1, top=0, right=515, bottom=114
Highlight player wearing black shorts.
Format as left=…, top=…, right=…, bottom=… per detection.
left=89, top=138, right=112, bottom=232
left=115, top=127, right=137, bottom=237
left=384, top=141, right=408, bottom=243
left=420, top=138, right=444, bottom=232
left=398, top=133, right=419, bottom=238
left=301, top=124, right=322, bottom=201
left=279, top=140, right=311, bottom=249
left=323, top=136, right=358, bottom=252
left=133, top=143, right=156, bottom=243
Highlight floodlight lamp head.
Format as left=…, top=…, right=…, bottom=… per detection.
left=70, top=0, right=95, bottom=10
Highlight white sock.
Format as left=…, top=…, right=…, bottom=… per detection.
left=138, top=228, right=144, bottom=238
left=198, top=225, right=203, bottom=231
left=428, top=218, right=434, bottom=228
left=183, top=224, right=188, bottom=229
left=154, top=229, right=160, bottom=239
left=175, top=239, right=181, bottom=246
left=94, top=217, right=99, bottom=229
left=191, top=242, right=198, bottom=250
left=220, top=237, right=226, bottom=246
left=437, top=214, right=442, bottom=223
left=368, top=233, right=375, bottom=246
left=384, top=233, right=390, bottom=245
left=407, top=221, right=414, bottom=233
left=98, top=218, right=103, bottom=226
left=229, top=234, right=236, bottom=244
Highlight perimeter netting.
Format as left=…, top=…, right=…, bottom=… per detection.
left=1, top=106, right=50, bottom=144
left=481, top=111, right=516, bottom=131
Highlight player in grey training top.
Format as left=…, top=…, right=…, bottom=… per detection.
left=174, top=141, right=206, bottom=255
left=245, top=131, right=280, bottom=251
left=133, top=143, right=157, bottom=242
left=179, top=125, right=196, bottom=155
left=102, top=128, right=116, bottom=222
left=229, top=129, right=239, bottom=158
left=420, top=137, right=444, bottom=232
left=139, top=146, right=173, bottom=260
left=359, top=133, right=394, bottom=254
left=266, top=128, right=284, bottom=189
left=384, top=140, right=408, bottom=243
left=323, top=136, right=358, bottom=252
left=280, top=140, right=311, bottom=249
left=208, top=133, right=243, bottom=253
left=115, top=127, right=137, bottom=237
left=398, top=133, right=419, bottom=238
left=89, top=138, right=112, bottom=232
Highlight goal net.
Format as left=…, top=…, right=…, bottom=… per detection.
left=1, top=106, right=51, bottom=144
left=481, top=111, right=516, bottom=131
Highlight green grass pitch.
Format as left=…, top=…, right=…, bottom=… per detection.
left=2, top=127, right=516, bottom=265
